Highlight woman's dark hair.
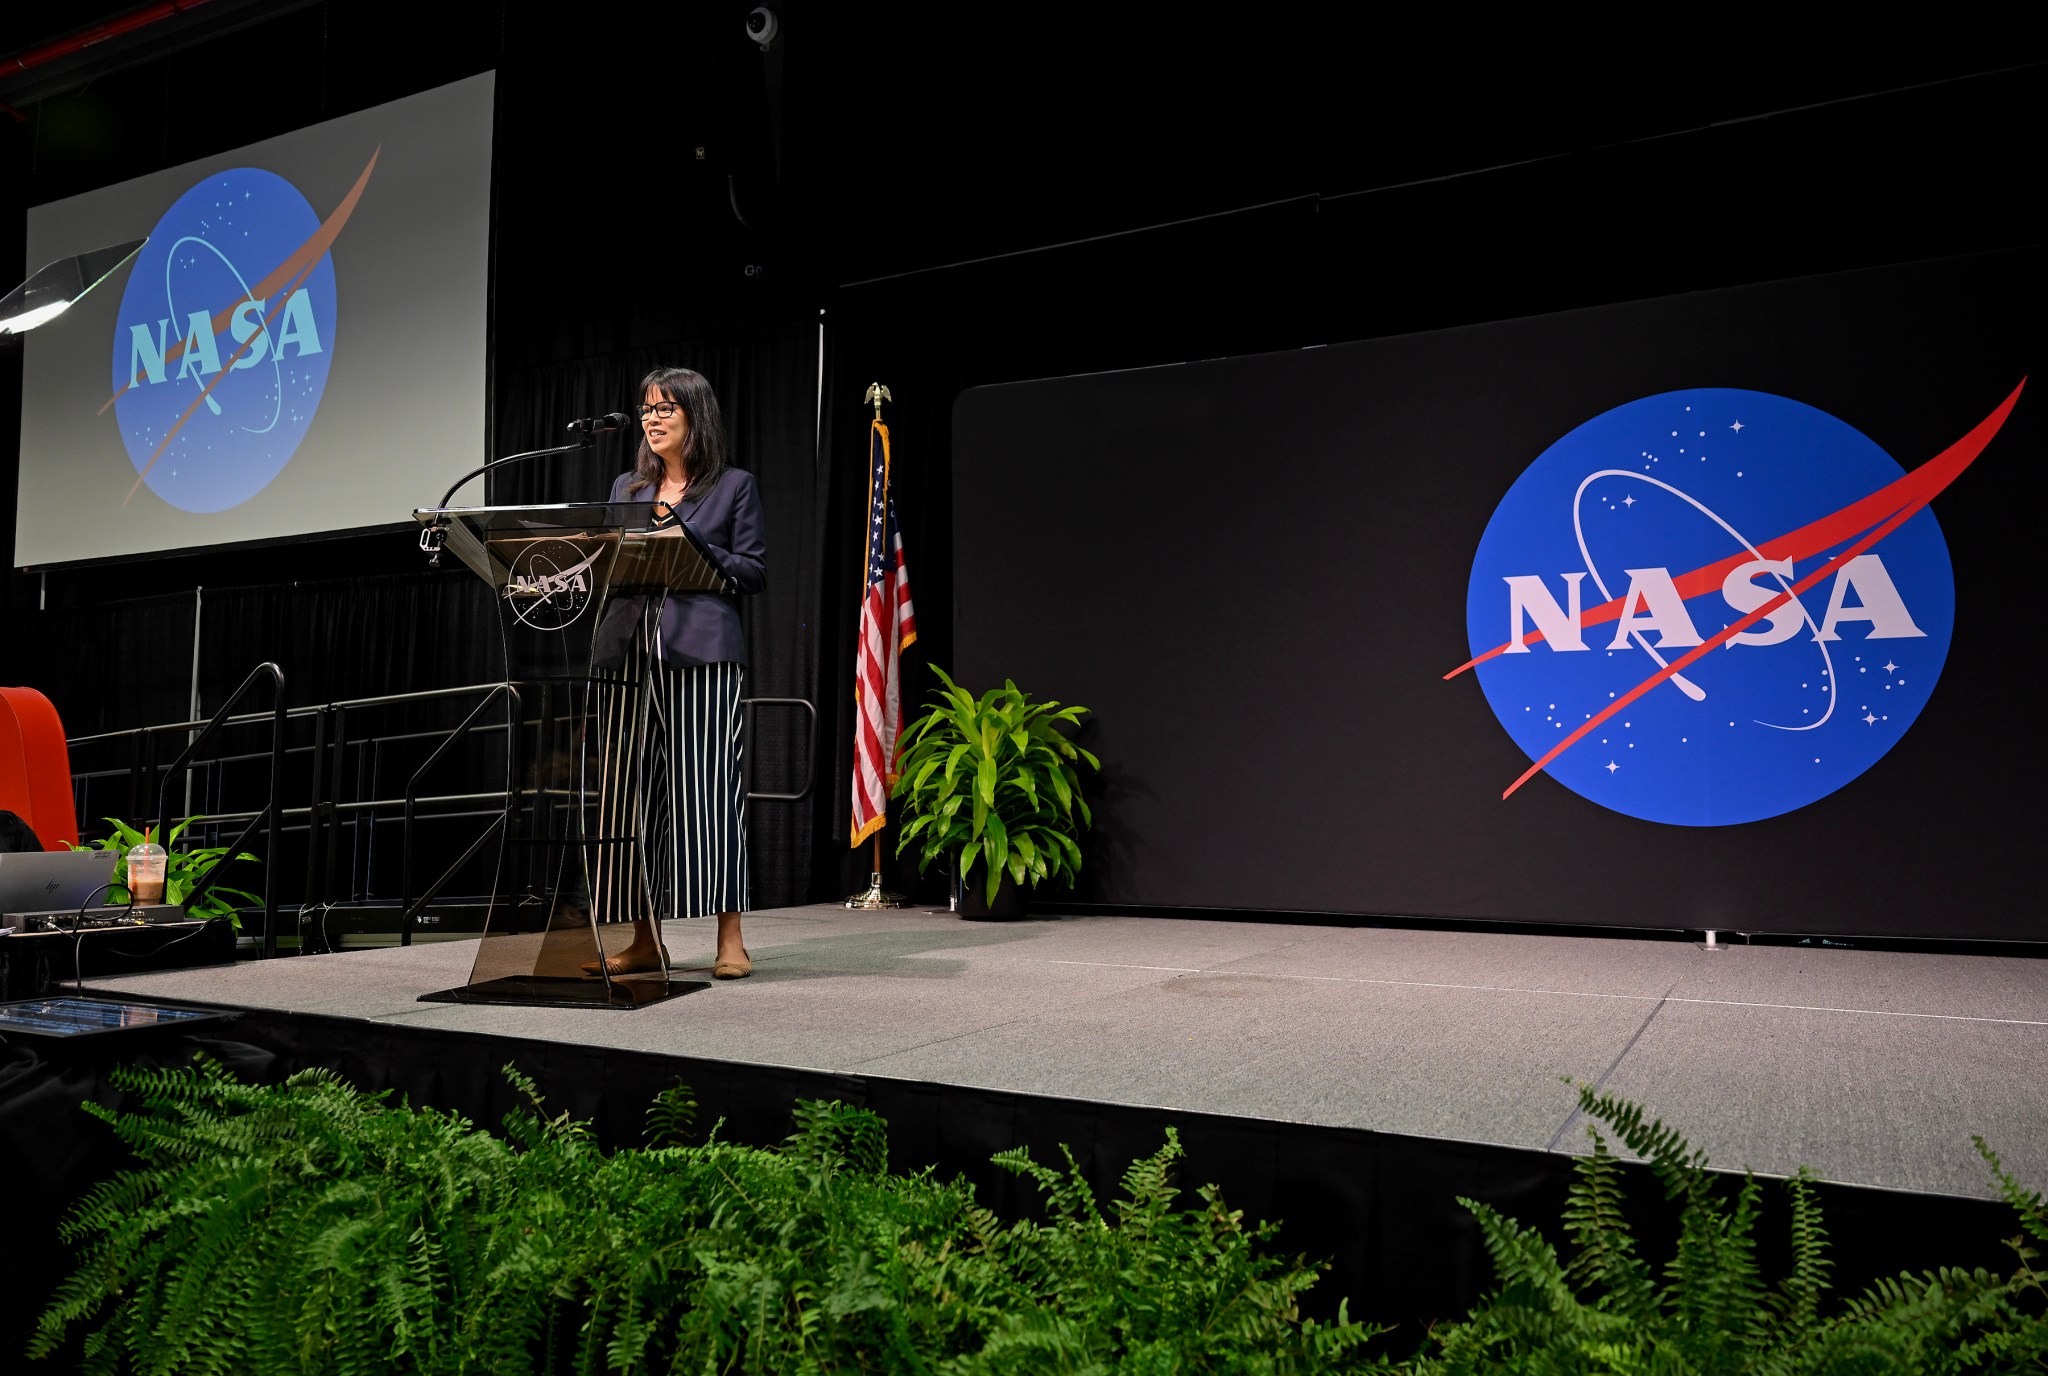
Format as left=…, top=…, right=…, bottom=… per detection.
left=627, top=366, right=728, bottom=497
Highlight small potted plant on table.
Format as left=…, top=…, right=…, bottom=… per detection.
left=890, top=668, right=1099, bottom=918
left=71, top=817, right=262, bottom=929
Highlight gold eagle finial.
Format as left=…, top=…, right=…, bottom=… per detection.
left=864, top=382, right=892, bottom=419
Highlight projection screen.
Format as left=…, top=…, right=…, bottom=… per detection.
left=16, top=71, right=494, bottom=567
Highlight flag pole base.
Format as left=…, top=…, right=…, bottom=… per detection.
left=844, top=872, right=911, bottom=909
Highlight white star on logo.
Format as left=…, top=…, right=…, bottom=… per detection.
left=1622, top=494, right=1635, bottom=507
left=1863, top=712, right=1878, bottom=725
left=1730, top=420, right=1744, bottom=432
left=1605, top=760, right=1620, bottom=774
left=1883, top=661, right=1899, bottom=675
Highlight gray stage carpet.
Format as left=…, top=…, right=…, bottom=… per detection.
left=86, top=905, right=2048, bottom=1200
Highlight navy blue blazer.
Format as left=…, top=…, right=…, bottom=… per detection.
left=593, top=466, right=767, bottom=669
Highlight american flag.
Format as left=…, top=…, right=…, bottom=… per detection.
left=852, top=417, right=917, bottom=847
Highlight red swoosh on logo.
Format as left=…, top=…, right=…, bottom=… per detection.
left=1441, top=379, right=2024, bottom=798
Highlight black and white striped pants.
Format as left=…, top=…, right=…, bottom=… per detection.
left=590, top=619, right=748, bottom=922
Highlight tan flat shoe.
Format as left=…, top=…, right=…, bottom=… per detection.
left=712, top=948, right=752, bottom=980
left=581, top=947, right=673, bottom=977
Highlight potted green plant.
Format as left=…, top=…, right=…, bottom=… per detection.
left=890, top=668, right=1099, bottom=917
left=70, top=817, right=262, bottom=930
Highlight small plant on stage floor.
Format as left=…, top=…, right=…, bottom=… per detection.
left=1410, top=1081, right=2048, bottom=1374
left=890, top=666, right=1100, bottom=909
left=32, top=1057, right=1382, bottom=1374
left=68, top=816, right=261, bottom=929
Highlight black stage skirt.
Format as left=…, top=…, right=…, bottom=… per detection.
left=591, top=616, right=748, bottom=921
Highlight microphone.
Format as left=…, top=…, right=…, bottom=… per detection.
left=565, top=411, right=634, bottom=434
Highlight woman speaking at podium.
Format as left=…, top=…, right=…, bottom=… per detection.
left=588, top=366, right=767, bottom=980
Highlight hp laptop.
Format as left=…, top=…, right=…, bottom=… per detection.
left=0, top=850, right=121, bottom=928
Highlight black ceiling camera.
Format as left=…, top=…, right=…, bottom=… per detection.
left=746, top=6, right=779, bottom=50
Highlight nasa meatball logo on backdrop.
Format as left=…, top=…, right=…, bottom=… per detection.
left=1455, top=383, right=2023, bottom=827
left=109, top=166, right=343, bottom=513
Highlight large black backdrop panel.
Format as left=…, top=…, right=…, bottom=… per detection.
left=954, top=250, right=2040, bottom=941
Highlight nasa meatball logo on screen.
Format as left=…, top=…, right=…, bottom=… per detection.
left=110, top=167, right=339, bottom=512
left=1453, top=384, right=2022, bottom=827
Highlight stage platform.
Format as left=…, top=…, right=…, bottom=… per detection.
left=84, top=903, right=2048, bottom=1200
left=0, top=902, right=2030, bottom=1356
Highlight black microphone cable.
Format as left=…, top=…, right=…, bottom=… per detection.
left=99, top=898, right=243, bottom=968
left=68, top=880, right=124, bottom=995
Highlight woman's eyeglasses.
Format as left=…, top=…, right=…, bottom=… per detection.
left=638, top=402, right=682, bottom=420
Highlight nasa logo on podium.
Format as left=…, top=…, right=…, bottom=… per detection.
left=504, top=540, right=603, bottom=632
left=1455, top=384, right=2018, bottom=827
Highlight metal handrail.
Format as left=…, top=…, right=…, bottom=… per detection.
left=66, top=681, right=526, bottom=745
left=399, top=683, right=521, bottom=946
left=66, top=677, right=821, bottom=942
left=743, top=697, right=820, bottom=801
left=149, top=662, right=288, bottom=957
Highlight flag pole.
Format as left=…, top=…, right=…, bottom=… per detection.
left=845, top=381, right=912, bottom=910
left=845, top=833, right=908, bottom=909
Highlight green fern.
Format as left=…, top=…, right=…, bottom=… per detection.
left=642, top=1081, right=698, bottom=1149
left=35, top=1058, right=1384, bottom=1374
left=960, top=1129, right=1384, bottom=1373
left=1413, top=1082, right=2048, bottom=1376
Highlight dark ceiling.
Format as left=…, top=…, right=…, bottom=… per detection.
left=0, top=1, right=315, bottom=110
left=9, top=5, right=2043, bottom=232
left=2, top=4, right=2042, bottom=328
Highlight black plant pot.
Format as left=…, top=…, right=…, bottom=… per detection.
left=956, top=862, right=1027, bottom=919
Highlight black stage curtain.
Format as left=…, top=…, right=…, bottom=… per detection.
left=7, top=573, right=499, bottom=739
left=491, top=322, right=821, bottom=908
left=811, top=327, right=955, bottom=904
left=194, top=571, right=498, bottom=717
left=4, top=591, right=196, bottom=737
left=805, top=202, right=1329, bottom=906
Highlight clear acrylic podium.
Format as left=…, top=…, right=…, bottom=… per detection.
left=409, top=502, right=733, bottom=1007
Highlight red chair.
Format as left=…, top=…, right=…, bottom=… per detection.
left=0, top=686, right=79, bottom=850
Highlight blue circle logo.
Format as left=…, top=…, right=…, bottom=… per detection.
left=1463, top=388, right=1955, bottom=827
left=110, top=168, right=338, bottom=512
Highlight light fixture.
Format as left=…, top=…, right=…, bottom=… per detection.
left=0, top=238, right=147, bottom=336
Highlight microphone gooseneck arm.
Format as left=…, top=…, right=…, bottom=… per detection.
left=435, top=436, right=597, bottom=513
left=419, top=436, right=599, bottom=566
